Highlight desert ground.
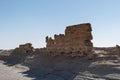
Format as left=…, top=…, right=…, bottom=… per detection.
left=0, top=60, right=33, bottom=80
left=0, top=47, right=120, bottom=80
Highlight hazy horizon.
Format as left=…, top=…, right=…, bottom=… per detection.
left=0, top=0, right=120, bottom=49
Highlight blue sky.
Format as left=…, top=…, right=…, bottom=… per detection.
left=0, top=0, right=120, bottom=49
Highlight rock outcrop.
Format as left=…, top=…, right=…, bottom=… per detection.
left=14, top=43, right=34, bottom=54
left=116, top=45, right=120, bottom=56
left=45, top=23, right=93, bottom=57
left=7, top=43, right=34, bottom=64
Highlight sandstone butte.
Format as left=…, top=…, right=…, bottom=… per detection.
left=44, top=23, right=93, bottom=57
left=14, top=23, right=93, bottom=57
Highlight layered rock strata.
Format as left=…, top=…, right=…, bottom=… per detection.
left=45, top=23, right=93, bottom=57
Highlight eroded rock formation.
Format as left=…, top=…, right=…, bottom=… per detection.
left=45, top=23, right=93, bottom=57
left=14, top=43, right=34, bottom=54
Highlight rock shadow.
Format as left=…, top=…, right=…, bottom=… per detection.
left=22, top=53, right=120, bottom=80
left=1, top=52, right=120, bottom=80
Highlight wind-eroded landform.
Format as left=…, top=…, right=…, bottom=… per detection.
left=0, top=23, right=120, bottom=80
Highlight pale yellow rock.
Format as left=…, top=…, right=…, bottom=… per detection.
left=45, top=23, right=93, bottom=56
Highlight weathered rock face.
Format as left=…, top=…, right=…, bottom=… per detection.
left=45, top=23, right=93, bottom=57
left=14, top=43, right=34, bottom=54
left=116, top=45, right=120, bottom=55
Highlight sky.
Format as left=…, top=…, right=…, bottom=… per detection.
left=0, top=0, right=120, bottom=49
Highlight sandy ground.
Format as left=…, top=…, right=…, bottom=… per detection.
left=0, top=49, right=120, bottom=80
left=0, top=60, right=33, bottom=80
left=1, top=59, right=120, bottom=80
